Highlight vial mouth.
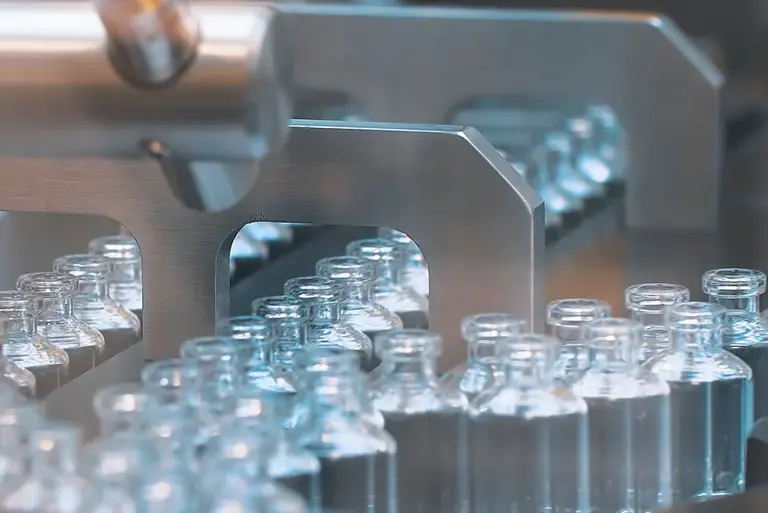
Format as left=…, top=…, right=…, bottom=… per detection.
left=251, top=296, right=302, bottom=320
left=375, top=329, right=442, bottom=358
left=582, top=317, right=643, bottom=346
left=88, top=235, right=141, bottom=264
left=217, top=315, right=269, bottom=341
left=625, top=283, right=690, bottom=313
left=180, top=336, right=239, bottom=363
left=316, top=256, right=375, bottom=284
left=17, top=272, right=77, bottom=298
left=284, top=276, right=340, bottom=304
left=94, top=383, right=157, bottom=416
left=665, top=301, right=727, bottom=331
left=546, top=298, right=611, bottom=327
left=53, top=254, right=112, bottom=279
left=346, top=238, right=401, bottom=263
left=461, top=313, right=526, bottom=341
left=702, top=268, right=767, bottom=298
left=0, top=290, right=34, bottom=312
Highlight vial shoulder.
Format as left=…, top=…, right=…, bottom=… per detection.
left=369, top=380, right=468, bottom=414
left=645, top=350, right=753, bottom=383
left=471, top=385, right=587, bottom=418
left=297, top=413, right=395, bottom=457
left=572, top=370, right=670, bottom=399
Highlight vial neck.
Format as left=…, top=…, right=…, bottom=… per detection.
left=0, top=311, right=34, bottom=337
left=341, top=282, right=374, bottom=304
left=112, top=261, right=141, bottom=285
left=305, top=302, right=339, bottom=323
left=468, top=338, right=498, bottom=364
left=630, top=310, right=665, bottom=329
left=503, top=359, right=554, bottom=388
left=709, top=294, right=759, bottom=313
left=269, top=320, right=301, bottom=342
left=380, top=355, right=438, bottom=386
left=373, top=261, right=399, bottom=290
left=588, top=346, right=637, bottom=374
left=308, top=376, right=363, bottom=413
left=670, top=329, right=720, bottom=355
left=550, top=324, right=581, bottom=343
left=38, top=297, right=73, bottom=317
left=76, top=278, right=109, bottom=301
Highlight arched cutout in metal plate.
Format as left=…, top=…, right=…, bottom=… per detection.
left=281, top=5, right=723, bottom=232
left=0, top=123, right=544, bottom=368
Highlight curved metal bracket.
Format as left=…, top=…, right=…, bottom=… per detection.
left=282, top=5, right=723, bottom=232
left=0, top=123, right=544, bottom=368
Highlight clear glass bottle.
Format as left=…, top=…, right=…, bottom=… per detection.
left=703, top=268, right=768, bottom=419
left=346, top=239, right=429, bottom=329
left=17, top=272, right=105, bottom=379
left=228, top=390, right=320, bottom=509
left=545, top=131, right=604, bottom=201
left=140, top=358, right=190, bottom=406
left=88, top=234, right=143, bottom=317
left=251, top=296, right=306, bottom=392
left=2, top=421, right=88, bottom=513
left=217, top=315, right=292, bottom=394
left=625, top=283, right=690, bottom=364
left=82, top=438, right=142, bottom=513
left=377, top=227, right=429, bottom=298
left=567, top=115, right=614, bottom=187
left=572, top=318, right=672, bottom=513
left=93, top=382, right=158, bottom=439
left=440, top=313, right=526, bottom=401
left=527, top=138, right=583, bottom=218
left=470, top=333, right=589, bottom=513
left=645, top=302, right=752, bottom=502
left=53, top=254, right=141, bottom=361
left=585, top=105, right=627, bottom=182
left=546, top=298, right=611, bottom=386
left=284, top=276, right=375, bottom=372
left=139, top=424, right=197, bottom=513
left=0, top=291, right=69, bottom=396
left=369, top=329, right=468, bottom=513
left=0, top=402, right=40, bottom=501
left=294, top=349, right=397, bottom=513
left=316, top=256, right=402, bottom=341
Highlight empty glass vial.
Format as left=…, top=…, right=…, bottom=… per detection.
left=88, top=234, right=143, bottom=317
left=0, top=291, right=69, bottom=397
left=346, top=239, right=429, bottom=329
left=567, top=115, right=614, bottom=187
left=140, top=429, right=197, bottom=513
left=470, top=333, right=589, bottom=513
left=572, top=318, right=672, bottom=513
left=227, top=391, right=320, bottom=509
left=369, top=330, right=468, bottom=513
left=17, top=272, right=105, bottom=379
left=294, top=350, right=397, bottom=513
left=585, top=105, right=627, bottom=182
left=544, top=131, right=603, bottom=201
left=316, top=256, right=402, bottom=341
left=546, top=298, right=611, bottom=386
left=441, top=313, right=526, bottom=401
left=625, top=283, right=690, bottom=364
left=703, top=268, right=768, bottom=419
left=252, top=296, right=305, bottom=391
left=0, top=403, right=40, bottom=501
left=141, top=358, right=190, bottom=406
left=646, top=302, right=752, bottom=502
left=2, top=421, right=87, bottom=513
left=377, top=227, right=429, bottom=298
left=217, top=315, right=292, bottom=394
left=93, top=382, right=158, bottom=439
left=54, top=254, right=141, bottom=361
left=82, top=438, right=143, bottom=513
left=285, top=276, right=375, bottom=372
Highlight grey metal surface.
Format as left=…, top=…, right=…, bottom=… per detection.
left=0, top=1, right=291, bottom=162
left=282, top=4, right=723, bottom=232
left=0, top=122, right=543, bottom=368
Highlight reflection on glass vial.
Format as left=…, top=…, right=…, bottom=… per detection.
left=646, top=302, right=752, bottom=503
left=572, top=318, right=672, bottom=513
left=471, top=333, right=589, bottom=513
left=377, top=228, right=429, bottom=299
left=252, top=296, right=306, bottom=392
left=625, top=283, right=690, bottom=364
left=88, top=234, right=143, bottom=317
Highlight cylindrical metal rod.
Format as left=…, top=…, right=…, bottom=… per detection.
left=0, top=1, right=292, bottom=161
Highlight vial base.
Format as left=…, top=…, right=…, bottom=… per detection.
left=727, top=345, right=768, bottom=420
left=470, top=413, right=589, bottom=513
left=668, top=380, right=749, bottom=503
left=276, top=473, right=321, bottom=511
left=385, top=412, right=468, bottom=513
left=317, top=453, right=396, bottom=513
left=585, top=395, right=672, bottom=513
left=100, top=328, right=141, bottom=362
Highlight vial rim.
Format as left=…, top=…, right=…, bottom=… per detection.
left=702, top=268, right=767, bottom=298
left=624, top=283, right=690, bottom=313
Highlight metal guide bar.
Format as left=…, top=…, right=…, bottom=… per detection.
left=282, top=4, right=723, bottom=232
left=0, top=123, right=544, bottom=367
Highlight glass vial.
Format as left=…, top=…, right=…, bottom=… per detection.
left=251, top=296, right=305, bottom=391
left=17, top=272, right=105, bottom=379
left=294, top=350, right=397, bottom=513
left=369, top=329, right=468, bottom=513
left=285, top=276, right=375, bottom=372
left=1, top=421, right=87, bottom=513
left=703, top=268, right=768, bottom=419
left=441, top=313, right=527, bottom=401
left=93, top=382, right=158, bottom=439
left=546, top=298, right=611, bottom=386
left=646, top=302, right=752, bottom=502
left=88, top=234, right=143, bottom=318
left=0, top=291, right=69, bottom=397
left=141, top=358, right=190, bottom=406
left=470, top=333, right=589, bottom=513
left=53, top=254, right=141, bottom=361
left=316, top=256, right=402, bottom=340
left=572, top=318, right=672, bottom=513
left=82, top=437, right=143, bottom=513
left=625, top=283, right=690, bottom=363
left=217, top=315, right=292, bottom=394
left=0, top=402, right=40, bottom=500
left=346, top=238, right=429, bottom=329
left=377, top=227, right=429, bottom=298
